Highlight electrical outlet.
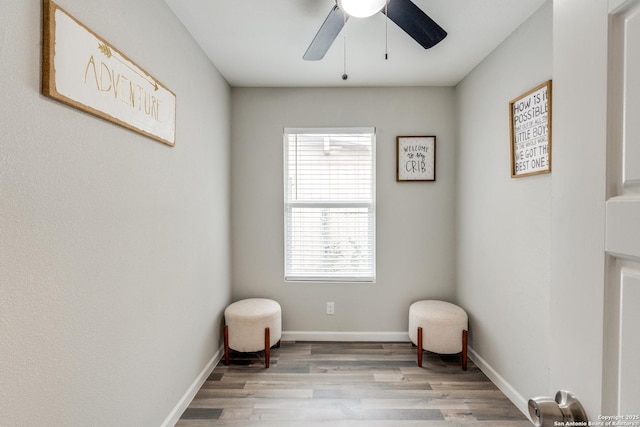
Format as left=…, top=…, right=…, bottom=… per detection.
left=326, top=301, right=335, bottom=315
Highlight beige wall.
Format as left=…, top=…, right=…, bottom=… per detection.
left=455, top=1, right=552, bottom=413
left=231, top=87, right=456, bottom=338
left=0, top=1, right=231, bottom=425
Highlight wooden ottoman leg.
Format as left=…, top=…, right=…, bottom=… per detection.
left=417, top=326, right=423, bottom=368
left=224, top=325, right=230, bottom=366
left=462, top=329, right=468, bottom=371
left=264, top=327, right=271, bottom=369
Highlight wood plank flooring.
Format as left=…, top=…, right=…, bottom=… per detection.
left=176, top=341, right=532, bottom=426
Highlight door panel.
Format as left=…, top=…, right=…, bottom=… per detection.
left=619, top=268, right=640, bottom=413
left=623, top=6, right=640, bottom=185
left=606, top=0, right=640, bottom=416
left=606, top=198, right=640, bottom=257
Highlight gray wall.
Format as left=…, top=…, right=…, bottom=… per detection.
left=455, top=1, right=552, bottom=413
left=0, top=1, right=231, bottom=426
left=231, top=87, right=456, bottom=338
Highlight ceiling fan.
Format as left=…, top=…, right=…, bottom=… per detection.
left=303, top=0, right=447, bottom=61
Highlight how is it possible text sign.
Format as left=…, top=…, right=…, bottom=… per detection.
left=509, top=81, right=552, bottom=177
left=42, top=0, right=176, bottom=146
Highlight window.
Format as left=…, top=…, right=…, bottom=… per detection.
left=284, top=127, right=376, bottom=282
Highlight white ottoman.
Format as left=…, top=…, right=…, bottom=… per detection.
left=224, top=298, right=282, bottom=368
left=409, top=300, right=468, bottom=370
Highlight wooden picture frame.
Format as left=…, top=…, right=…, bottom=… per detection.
left=396, top=136, right=436, bottom=181
left=42, top=0, right=176, bottom=146
left=509, top=80, right=552, bottom=178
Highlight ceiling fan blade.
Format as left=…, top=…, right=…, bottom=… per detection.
left=303, top=5, right=348, bottom=61
left=383, top=0, right=447, bottom=49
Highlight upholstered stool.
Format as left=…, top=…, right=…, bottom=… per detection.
left=224, top=298, right=282, bottom=368
left=409, top=300, right=468, bottom=370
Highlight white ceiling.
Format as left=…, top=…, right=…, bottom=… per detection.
left=164, top=0, right=547, bottom=87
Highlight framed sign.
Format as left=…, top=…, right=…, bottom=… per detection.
left=42, top=0, right=176, bottom=146
left=396, top=136, right=436, bottom=181
left=509, top=80, right=552, bottom=177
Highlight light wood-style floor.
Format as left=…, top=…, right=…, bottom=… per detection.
left=176, top=341, right=532, bottom=426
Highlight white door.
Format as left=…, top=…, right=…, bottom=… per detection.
left=605, top=0, right=640, bottom=416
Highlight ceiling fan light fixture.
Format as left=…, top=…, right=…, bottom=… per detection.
left=337, top=0, right=387, bottom=18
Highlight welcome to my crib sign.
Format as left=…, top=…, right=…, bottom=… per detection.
left=396, top=136, right=436, bottom=182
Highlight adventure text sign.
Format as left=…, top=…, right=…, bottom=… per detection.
left=42, top=0, right=176, bottom=146
left=509, top=81, right=552, bottom=177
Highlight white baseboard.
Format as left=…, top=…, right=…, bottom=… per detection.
left=468, top=346, right=532, bottom=422
left=160, top=346, right=223, bottom=427
left=282, top=331, right=410, bottom=342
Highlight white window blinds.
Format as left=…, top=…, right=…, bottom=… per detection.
left=284, top=128, right=376, bottom=282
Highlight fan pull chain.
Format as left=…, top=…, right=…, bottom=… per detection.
left=342, top=11, right=348, bottom=80
left=385, top=1, right=389, bottom=60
